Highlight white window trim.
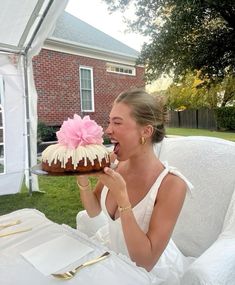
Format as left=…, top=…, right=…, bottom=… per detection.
left=106, top=62, right=136, bottom=76
left=0, top=75, right=5, bottom=175
left=79, top=66, right=95, bottom=112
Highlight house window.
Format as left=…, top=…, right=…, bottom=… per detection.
left=0, top=76, right=5, bottom=174
left=79, top=66, right=94, bottom=112
left=106, top=63, right=136, bottom=76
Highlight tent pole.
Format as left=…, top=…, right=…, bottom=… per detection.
left=22, top=0, right=55, bottom=195
left=23, top=53, right=33, bottom=195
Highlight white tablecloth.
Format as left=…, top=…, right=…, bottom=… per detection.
left=0, top=209, right=154, bottom=285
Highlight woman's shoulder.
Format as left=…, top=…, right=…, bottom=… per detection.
left=161, top=161, right=194, bottom=193
left=158, top=172, right=187, bottom=201
left=153, top=173, right=187, bottom=221
left=165, top=172, right=187, bottom=190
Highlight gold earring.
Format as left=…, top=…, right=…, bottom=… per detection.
left=140, top=137, right=146, bottom=145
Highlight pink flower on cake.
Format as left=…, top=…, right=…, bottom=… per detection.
left=56, top=114, right=104, bottom=148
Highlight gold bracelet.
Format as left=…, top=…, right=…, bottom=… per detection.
left=77, top=181, right=91, bottom=191
left=118, top=204, right=132, bottom=213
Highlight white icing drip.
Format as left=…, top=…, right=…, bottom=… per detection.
left=42, top=144, right=109, bottom=169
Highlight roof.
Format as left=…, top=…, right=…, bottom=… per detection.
left=50, top=11, right=139, bottom=58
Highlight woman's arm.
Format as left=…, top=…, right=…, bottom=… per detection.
left=99, top=168, right=187, bottom=271
left=122, top=174, right=186, bottom=271
left=76, top=176, right=103, bottom=217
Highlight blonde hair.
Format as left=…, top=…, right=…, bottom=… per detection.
left=115, top=89, right=167, bottom=143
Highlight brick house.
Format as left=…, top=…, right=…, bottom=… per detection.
left=32, top=12, right=145, bottom=131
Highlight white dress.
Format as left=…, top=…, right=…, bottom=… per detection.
left=94, top=162, right=195, bottom=284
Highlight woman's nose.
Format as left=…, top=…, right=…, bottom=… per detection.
left=105, top=124, right=112, bottom=135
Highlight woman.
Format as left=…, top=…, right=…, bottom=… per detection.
left=77, top=89, right=193, bottom=280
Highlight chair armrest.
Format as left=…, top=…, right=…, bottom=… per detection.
left=181, top=237, right=235, bottom=285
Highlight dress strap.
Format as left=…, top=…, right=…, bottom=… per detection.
left=149, top=166, right=169, bottom=202
left=143, top=161, right=194, bottom=228
left=141, top=166, right=169, bottom=229
left=148, top=160, right=194, bottom=206
left=163, top=161, right=194, bottom=195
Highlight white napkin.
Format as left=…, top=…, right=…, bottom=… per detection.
left=21, top=235, right=93, bottom=276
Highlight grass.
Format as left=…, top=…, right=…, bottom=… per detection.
left=0, top=128, right=234, bottom=228
left=0, top=176, right=97, bottom=228
left=166, top=127, right=235, bottom=142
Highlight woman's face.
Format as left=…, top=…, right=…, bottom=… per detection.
left=106, top=102, right=144, bottom=161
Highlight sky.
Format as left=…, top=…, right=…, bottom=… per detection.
left=65, top=0, right=172, bottom=90
left=65, top=0, right=147, bottom=51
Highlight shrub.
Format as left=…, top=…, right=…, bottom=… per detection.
left=215, top=107, right=235, bottom=130
left=103, top=135, right=111, bottom=145
left=37, top=122, right=59, bottom=142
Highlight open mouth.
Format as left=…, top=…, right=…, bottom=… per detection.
left=111, top=139, right=120, bottom=155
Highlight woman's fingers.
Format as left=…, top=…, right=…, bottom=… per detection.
left=103, top=167, right=115, bottom=178
left=100, top=167, right=126, bottom=188
left=100, top=167, right=128, bottom=205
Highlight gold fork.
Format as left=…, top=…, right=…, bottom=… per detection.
left=0, top=219, right=21, bottom=230
left=51, top=251, right=110, bottom=280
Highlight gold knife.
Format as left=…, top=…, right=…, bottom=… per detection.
left=0, top=228, right=32, bottom=238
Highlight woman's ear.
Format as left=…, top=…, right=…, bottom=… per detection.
left=142, top=125, right=154, bottom=138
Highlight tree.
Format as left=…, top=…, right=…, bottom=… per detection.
left=219, top=74, right=235, bottom=106
left=166, top=71, right=212, bottom=110
left=103, top=0, right=235, bottom=83
left=165, top=71, right=235, bottom=110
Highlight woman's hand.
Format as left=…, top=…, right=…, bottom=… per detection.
left=76, top=174, right=102, bottom=218
left=99, top=167, right=129, bottom=206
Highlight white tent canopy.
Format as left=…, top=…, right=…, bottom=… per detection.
left=0, top=0, right=68, bottom=195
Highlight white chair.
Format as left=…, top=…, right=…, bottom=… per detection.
left=77, top=136, right=235, bottom=284
left=154, top=136, right=235, bottom=285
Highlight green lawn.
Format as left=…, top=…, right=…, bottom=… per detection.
left=167, top=127, right=235, bottom=142
left=0, top=128, right=234, bottom=228
left=0, top=176, right=97, bottom=228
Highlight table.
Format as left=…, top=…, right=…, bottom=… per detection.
left=0, top=209, right=155, bottom=285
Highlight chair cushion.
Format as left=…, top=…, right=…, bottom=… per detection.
left=222, top=184, right=235, bottom=236
left=181, top=237, right=235, bottom=285
left=154, top=136, right=235, bottom=257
